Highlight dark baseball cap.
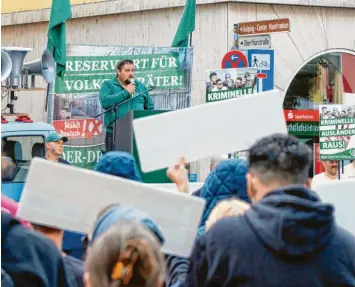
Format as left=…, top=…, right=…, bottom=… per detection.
left=45, top=133, right=68, bottom=143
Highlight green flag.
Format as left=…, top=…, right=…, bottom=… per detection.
left=47, top=0, right=72, bottom=80
left=171, top=0, right=196, bottom=47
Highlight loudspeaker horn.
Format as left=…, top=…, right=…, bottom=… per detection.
left=1, top=47, right=32, bottom=88
left=22, top=49, right=56, bottom=86
left=1, top=50, right=12, bottom=82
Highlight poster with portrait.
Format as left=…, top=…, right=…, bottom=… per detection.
left=319, top=104, right=355, bottom=160
left=206, top=68, right=258, bottom=103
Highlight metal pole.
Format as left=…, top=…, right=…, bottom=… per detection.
left=46, top=83, right=54, bottom=123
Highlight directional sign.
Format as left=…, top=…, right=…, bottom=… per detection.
left=238, top=35, right=271, bottom=50
left=246, top=49, right=274, bottom=93
left=238, top=18, right=290, bottom=36
left=221, top=50, right=248, bottom=69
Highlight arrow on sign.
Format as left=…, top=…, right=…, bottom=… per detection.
left=221, top=50, right=248, bottom=68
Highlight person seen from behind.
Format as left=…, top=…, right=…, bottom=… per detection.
left=185, top=133, right=355, bottom=287
left=2, top=213, right=76, bottom=287
left=84, top=221, right=165, bottom=287
left=205, top=198, right=250, bottom=232
left=210, top=155, right=228, bottom=171
left=94, top=151, right=141, bottom=182
left=30, top=223, right=85, bottom=287
left=86, top=204, right=188, bottom=287
left=196, top=158, right=249, bottom=237
left=167, top=157, right=250, bottom=234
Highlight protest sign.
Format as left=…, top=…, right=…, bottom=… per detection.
left=316, top=178, right=355, bottom=235
left=17, top=158, right=205, bottom=257
left=319, top=105, right=355, bottom=160
left=133, top=89, right=288, bottom=173
left=151, top=183, right=204, bottom=194
left=53, top=119, right=103, bottom=139
left=206, top=68, right=257, bottom=103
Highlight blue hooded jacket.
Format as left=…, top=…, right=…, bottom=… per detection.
left=165, top=159, right=249, bottom=287
left=91, top=206, right=165, bottom=245
left=185, top=185, right=355, bottom=287
left=197, top=159, right=249, bottom=236
left=94, top=151, right=141, bottom=181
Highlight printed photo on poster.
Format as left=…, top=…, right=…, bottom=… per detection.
left=206, top=68, right=258, bottom=103
left=319, top=104, right=355, bottom=160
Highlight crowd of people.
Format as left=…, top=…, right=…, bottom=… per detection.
left=2, top=133, right=355, bottom=287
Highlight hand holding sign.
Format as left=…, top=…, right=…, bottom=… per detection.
left=166, top=157, right=189, bottom=193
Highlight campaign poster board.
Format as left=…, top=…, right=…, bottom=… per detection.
left=206, top=68, right=258, bottom=103
left=319, top=104, right=355, bottom=161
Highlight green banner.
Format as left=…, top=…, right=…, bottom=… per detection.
left=320, top=150, right=355, bottom=161
left=206, top=87, right=255, bottom=103
left=320, top=117, right=355, bottom=126
left=319, top=104, right=355, bottom=161
left=320, top=128, right=355, bottom=137
left=320, top=141, right=346, bottom=150
left=55, top=70, right=185, bottom=94
left=55, top=53, right=185, bottom=94
left=62, top=144, right=104, bottom=169
left=287, top=122, right=319, bottom=137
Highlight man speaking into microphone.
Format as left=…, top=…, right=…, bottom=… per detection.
left=99, top=59, right=154, bottom=151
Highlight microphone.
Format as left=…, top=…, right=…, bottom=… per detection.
left=94, top=83, right=156, bottom=118
left=125, top=78, right=135, bottom=85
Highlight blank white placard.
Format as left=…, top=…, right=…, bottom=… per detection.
left=316, top=179, right=355, bottom=235
left=17, top=158, right=206, bottom=257
left=133, top=89, right=287, bottom=173
left=149, top=183, right=204, bottom=194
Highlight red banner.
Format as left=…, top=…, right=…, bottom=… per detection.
left=284, top=110, right=319, bottom=122
left=53, top=119, right=103, bottom=139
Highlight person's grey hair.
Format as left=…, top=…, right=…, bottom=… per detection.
left=210, top=155, right=228, bottom=170
left=86, top=221, right=165, bottom=287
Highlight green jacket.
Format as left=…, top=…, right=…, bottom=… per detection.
left=99, top=77, right=154, bottom=132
